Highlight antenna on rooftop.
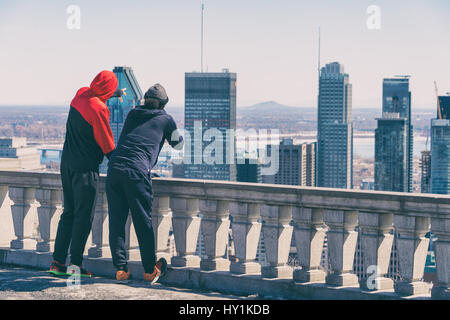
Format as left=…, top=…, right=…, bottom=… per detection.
left=318, top=27, right=321, bottom=80
left=317, top=27, right=321, bottom=112
left=435, top=81, right=442, bottom=120
left=201, top=1, right=205, bottom=73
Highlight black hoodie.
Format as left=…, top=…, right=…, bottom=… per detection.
left=108, top=106, right=183, bottom=174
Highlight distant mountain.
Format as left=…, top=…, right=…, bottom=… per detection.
left=239, top=101, right=313, bottom=113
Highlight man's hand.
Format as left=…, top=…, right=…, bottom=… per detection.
left=150, top=172, right=160, bottom=178
left=111, top=88, right=127, bottom=102
left=169, top=130, right=184, bottom=150
left=118, top=88, right=127, bottom=103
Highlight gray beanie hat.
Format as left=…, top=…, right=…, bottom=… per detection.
left=143, top=83, right=169, bottom=106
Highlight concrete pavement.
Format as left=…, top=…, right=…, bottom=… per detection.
left=0, top=265, right=246, bottom=300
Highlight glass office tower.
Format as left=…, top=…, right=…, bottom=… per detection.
left=317, top=62, right=353, bottom=189
left=107, top=66, right=143, bottom=144
left=375, top=77, right=413, bottom=192
left=438, top=96, right=450, bottom=120
left=100, top=66, right=143, bottom=173
left=375, top=115, right=409, bottom=192
left=183, top=70, right=237, bottom=181
left=431, top=119, right=450, bottom=194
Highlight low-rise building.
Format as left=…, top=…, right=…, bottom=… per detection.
left=0, top=137, right=42, bottom=170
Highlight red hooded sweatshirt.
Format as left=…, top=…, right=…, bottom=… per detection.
left=61, top=70, right=118, bottom=171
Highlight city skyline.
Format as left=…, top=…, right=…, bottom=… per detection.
left=0, top=1, right=447, bottom=303
left=1, top=1, right=450, bottom=108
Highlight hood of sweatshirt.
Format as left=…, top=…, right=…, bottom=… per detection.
left=89, top=70, right=118, bottom=102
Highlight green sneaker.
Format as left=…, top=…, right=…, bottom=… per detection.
left=48, top=260, right=67, bottom=276
left=66, top=264, right=93, bottom=278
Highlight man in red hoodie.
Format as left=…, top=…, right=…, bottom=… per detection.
left=48, top=70, right=119, bottom=277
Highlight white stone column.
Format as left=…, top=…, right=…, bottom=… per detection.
left=200, top=199, right=230, bottom=271
left=0, top=186, right=14, bottom=247
left=293, top=207, right=327, bottom=283
left=324, top=209, right=359, bottom=286
left=0, top=186, right=8, bottom=205
left=359, top=212, right=394, bottom=290
left=9, top=187, right=37, bottom=250
left=260, top=204, right=293, bottom=279
left=88, top=192, right=109, bottom=258
left=394, top=215, right=430, bottom=296
left=35, top=188, right=63, bottom=252
left=170, top=197, right=201, bottom=268
left=431, top=217, right=450, bottom=299
left=229, top=202, right=261, bottom=274
left=152, top=196, right=173, bottom=263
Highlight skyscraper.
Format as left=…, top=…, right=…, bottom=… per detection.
left=420, top=150, right=432, bottom=193
left=438, top=95, right=450, bottom=120
left=317, top=62, right=353, bottom=189
left=375, top=77, right=413, bottom=192
left=183, top=70, right=237, bottom=181
left=305, top=142, right=316, bottom=187
left=236, top=155, right=262, bottom=183
left=108, top=66, right=143, bottom=144
left=431, top=118, right=450, bottom=194
left=100, top=66, right=143, bottom=173
left=375, top=115, right=409, bottom=192
left=262, top=139, right=315, bottom=186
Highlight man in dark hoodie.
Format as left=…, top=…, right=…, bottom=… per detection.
left=49, top=70, right=120, bottom=278
left=106, top=83, right=183, bottom=284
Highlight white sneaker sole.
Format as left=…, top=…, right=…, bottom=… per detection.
left=149, top=274, right=160, bottom=285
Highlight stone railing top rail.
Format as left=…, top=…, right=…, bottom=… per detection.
left=0, top=170, right=449, bottom=217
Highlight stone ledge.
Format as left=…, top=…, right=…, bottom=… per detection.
left=0, top=248, right=432, bottom=300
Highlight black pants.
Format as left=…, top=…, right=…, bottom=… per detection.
left=53, top=163, right=99, bottom=266
left=106, top=167, right=156, bottom=273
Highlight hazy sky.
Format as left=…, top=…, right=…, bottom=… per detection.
left=0, top=0, right=449, bottom=109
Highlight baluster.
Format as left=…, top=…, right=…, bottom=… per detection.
left=394, top=215, right=431, bottom=296
left=200, top=199, right=230, bottom=271
left=229, top=202, right=261, bottom=274
left=293, top=207, right=326, bottom=283
left=88, top=191, right=109, bottom=258
left=431, top=216, right=450, bottom=299
left=35, top=188, right=63, bottom=252
left=323, top=209, right=359, bottom=286
left=0, top=186, right=14, bottom=247
left=9, top=187, right=37, bottom=250
left=358, top=211, right=394, bottom=290
left=152, top=196, right=173, bottom=263
left=260, top=204, right=293, bottom=279
left=170, top=197, right=201, bottom=268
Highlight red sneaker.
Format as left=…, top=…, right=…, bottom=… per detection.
left=143, top=258, right=167, bottom=285
left=116, top=269, right=132, bottom=282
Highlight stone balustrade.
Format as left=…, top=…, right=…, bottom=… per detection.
left=0, top=170, right=449, bottom=299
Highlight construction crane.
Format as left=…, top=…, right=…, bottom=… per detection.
left=435, top=81, right=442, bottom=120
left=394, top=75, right=411, bottom=79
